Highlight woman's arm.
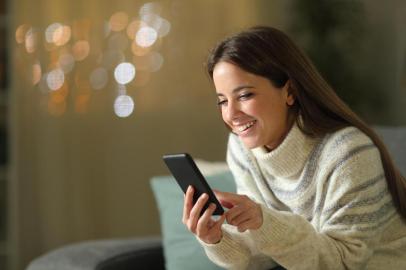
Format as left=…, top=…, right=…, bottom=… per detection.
left=244, top=145, right=396, bottom=269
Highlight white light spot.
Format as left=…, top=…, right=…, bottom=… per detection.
left=47, top=68, right=65, bottom=91
left=45, top=23, right=63, bottom=43
left=114, top=62, right=136, bottom=85
left=139, top=2, right=162, bottom=16
left=114, top=95, right=134, bottom=118
left=157, top=18, right=171, bottom=37
left=135, top=26, right=158, bottom=47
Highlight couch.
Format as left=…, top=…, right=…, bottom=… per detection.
left=26, top=127, right=406, bottom=270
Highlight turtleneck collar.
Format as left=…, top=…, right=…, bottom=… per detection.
left=251, top=123, right=319, bottom=178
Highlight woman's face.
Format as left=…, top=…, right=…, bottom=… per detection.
left=213, top=61, right=295, bottom=150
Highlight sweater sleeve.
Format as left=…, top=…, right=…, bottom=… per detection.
left=199, top=134, right=278, bottom=269
left=248, top=136, right=397, bottom=269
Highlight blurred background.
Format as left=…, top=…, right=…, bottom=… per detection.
left=0, top=0, right=405, bottom=269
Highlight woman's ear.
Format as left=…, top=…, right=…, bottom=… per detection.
left=284, top=80, right=295, bottom=106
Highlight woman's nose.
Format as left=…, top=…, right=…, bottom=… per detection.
left=224, top=101, right=241, bottom=121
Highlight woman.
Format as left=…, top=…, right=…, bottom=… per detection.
left=182, top=26, right=406, bottom=269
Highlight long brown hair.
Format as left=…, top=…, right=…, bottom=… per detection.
left=206, top=26, right=406, bottom=218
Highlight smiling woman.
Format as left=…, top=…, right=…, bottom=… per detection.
left=181, top=26, right=406, bottom=270
left=213, top=62, right=294, bottom=150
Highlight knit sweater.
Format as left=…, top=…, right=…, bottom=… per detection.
left=200, top=124, right=406, bottom=270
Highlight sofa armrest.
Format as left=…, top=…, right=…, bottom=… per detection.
left=26, top=236, right=164, bottom=270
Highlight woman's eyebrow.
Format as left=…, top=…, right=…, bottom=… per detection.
left=216, top=85, right=255, bottom=96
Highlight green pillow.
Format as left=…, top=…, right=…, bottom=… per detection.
left=150, top=170, right=236, bottom=270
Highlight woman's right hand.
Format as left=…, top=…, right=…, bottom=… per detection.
left=182, top=186, right=226, bottom=244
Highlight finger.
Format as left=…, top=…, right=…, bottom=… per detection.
left=225, top=204, right=246, bottom=223
left=229, top=211, right=251, bottom=227
left=188, top=193, right=209, bottom=232
left=237, top=219, right=254, bottom=232
left=196, top=203, right=216, bottom=236
left=213, top=214, right=226, bottom=230
left=182, top=186, right=194, bottom=223
left=214, top=191, right=242, bottom=204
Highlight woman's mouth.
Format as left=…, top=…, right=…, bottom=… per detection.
left=234, top=120, right=256, bottom=134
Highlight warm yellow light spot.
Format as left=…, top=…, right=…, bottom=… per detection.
left=54, top=25, right=71, bottom=46
left=48, top=96, right=67, bottom=117
left=15, top=24, right=31, bottom=44
left=50, top=82, right=69, bottom=103
left=32, top=62, right=42, bottom=85
left=131, top=41, right=151, bottom=56
left=25, top=28, right=39, bottom=53
left=72, top=40, right=90, bottom=61
left=109, top=11, right=129, bottom=32
left=75, top=94, right=91, bottom=114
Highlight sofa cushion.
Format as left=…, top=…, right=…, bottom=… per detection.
left=374, top=126, right=406, bottom=176
left=150, top=170, right=236, bottom=270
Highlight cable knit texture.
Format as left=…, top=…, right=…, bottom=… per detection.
left=200, top=124, right=406, bottom=270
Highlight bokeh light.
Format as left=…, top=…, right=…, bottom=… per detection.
left=72, top=40, right=90, bottom=61
left=135, top=26, right=158, bottom=47
left=90, top=67, right=108, bottom=90
left=58, top=53, right=75, bottom=73
left=139, top=2, right=162, bottom=16
left=126, top=20, right=145, bottom=40
left=114, top=94, right=134, bottom=118
left=15, top=24, right=31, bottom=44
left=15, top=6, right=171, bottom=117
left=25, top=28, right=39, bottom=53
left=45, top=23, right=63, bottom=43
left=156, top=18, right=171, bottom=37
left=32, top=62, right=42, bottom=85
left=47, top=68, right=65, bottom=91
left=114, top=62, right=136, bottom=85
left=131, top=41, right=151, bottom=56
left=54, top=25, right=71, bottom=46
left=75, top=94, right=91, bottom=114
left=109, top=11, right=129, bottom=32
left=148, top=52, right=164, bottom=72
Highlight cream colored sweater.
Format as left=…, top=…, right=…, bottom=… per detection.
left=200, top=124, right=406, bottom=270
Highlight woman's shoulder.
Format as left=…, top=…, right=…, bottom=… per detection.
left=321, top=126, right=377, bottom=158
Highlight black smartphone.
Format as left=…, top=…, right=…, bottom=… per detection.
left=162, top=153, right=224, bottom=216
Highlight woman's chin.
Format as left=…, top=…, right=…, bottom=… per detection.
left=240, top=137, right=261, bottom=149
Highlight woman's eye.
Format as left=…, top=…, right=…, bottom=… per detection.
left=217, top=99, right=227, bottom=106
left=239, top=93, right=253, bottom=100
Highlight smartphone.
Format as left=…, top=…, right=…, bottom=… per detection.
left=162, top=153, right=224, bottom=216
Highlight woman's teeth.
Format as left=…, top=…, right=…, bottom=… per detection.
left=235, top=121, right=256, bottom=132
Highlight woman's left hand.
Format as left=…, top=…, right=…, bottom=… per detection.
left=214, top=191, right=263, bottom=232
